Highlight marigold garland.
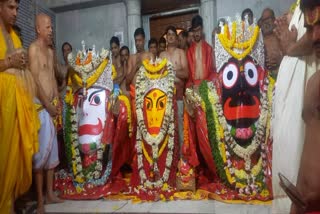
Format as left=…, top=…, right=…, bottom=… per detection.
left=218, top=22, right=260, bottom=60
left=118, top=94, right=132, bottom=137
left=141, top=135, right=169, bottom=165
left=142, top=58, right=167, bottom=73
left=71, top=59, right=110, bottom=88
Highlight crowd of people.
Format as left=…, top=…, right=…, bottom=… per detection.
left=0, top=0, right=320, bottom=213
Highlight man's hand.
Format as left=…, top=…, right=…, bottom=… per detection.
left=7, top=49, right=28, bottom=69
left=46, top=103, right=59, bottom=117
left=274, top=16, right=298, bottom=55
left=265, top=55, right=279, bottom=70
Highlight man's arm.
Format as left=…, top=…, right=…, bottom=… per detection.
left=0, top=50, right=27, bottom=71
left=274, top=16, right=313, bottom=57
left=51, top=49, right=60, bottom=99
left=175, top=50, right=189, bottom=80
left=126, top=54, right=141, bottom=87
left=302, top=71, right=320, bottom=123
left=126, top=55, right=134, bottom=87
left=286, top=32, right=313, bottom=57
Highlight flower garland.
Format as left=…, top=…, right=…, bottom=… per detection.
left=141, top=135, right=169, bottom=165
left=69, top=48, right=109, bottom=75
left=65, top=59, right=109, bottom=105
left=199, top=82, right=228, bottom=183
left=199, top=75, right=273, bottom=196
left=71, top=59, right=111, bottom=88
left=69, top=107, right=104, bottom=181
left=135, top=60, right=174, bottom=148
left=111, top=64, right=117, bottom=80
left=218, top=22, right=260, bottom=60
left=135, top=58, right=175, bottom=189
left=208, top=80, right=268, bottom=171
left=142, top=58, right=167, bottom=74
left=67, top=105, right=113, bottom=192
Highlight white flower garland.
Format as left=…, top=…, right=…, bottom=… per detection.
left=135, top=59, right=175, bottom=189
left=70, top=106, right=104, bottom=182
left=207, top=80, right=269, bottom=171
left=206, top=77, right=271, bottom=195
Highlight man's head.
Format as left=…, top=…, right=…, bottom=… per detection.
left=36, top=13, right=53, bottom=46
left=134, top=27, right=145, bottom=53
left=178, top=30, right=188, bottom=49
left=110, top=36, right=120, bottom=57
left=158, top=37, right=166, bottom=54
left=187, top=28, right=194, bottom=46
left=62, top=42, right=72, bottom=65
left=165, top=25, right=177, bottom=46
left=0, top=0, right=19, bottom=29
left=258, top=8, right=276, bottom=36
left=241, top=8, right=254, bottom=25
left=192, top=15, right=203, bottom=43
left=120, top=45, right=129, bottom=65
left=148, top=38, right=158, bottom=58
left=301, top=0, right=320, bottom=58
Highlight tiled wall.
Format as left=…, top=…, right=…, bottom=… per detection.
left=16, top=0, right=55, bottom=49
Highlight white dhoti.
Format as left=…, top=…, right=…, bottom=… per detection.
left=272, top=6, right=318, bottom=213
left=33, top=102, right=59, bottom=170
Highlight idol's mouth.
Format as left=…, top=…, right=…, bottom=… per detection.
left=223, top=96, right=260, bottom=121
left=148, top=127, right=160, bottom=135
left=78, top=118, right=103, bottom=136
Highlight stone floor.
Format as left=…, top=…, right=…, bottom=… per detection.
left=44, top=200, right=275, bottom=214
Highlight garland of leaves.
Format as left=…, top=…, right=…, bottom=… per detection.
left=64, top=104, right=73, bottom=171
left=199, top=81, right=228, bottom=184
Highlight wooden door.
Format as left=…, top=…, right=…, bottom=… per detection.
left=149, top=10, right=199, bottom=40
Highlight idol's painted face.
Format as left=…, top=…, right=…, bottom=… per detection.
left=217, top=56, right=265, bottom=144
left=305, top=6, right=320, bottom=58
left=75, top=87, right=110, bottom=154
left=144, top=89, right=167, bottom=136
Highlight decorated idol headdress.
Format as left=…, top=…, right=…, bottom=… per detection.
left=141, top=58, right=174, bottom=97
left=215, top=15, right=264, bottom=72
left=68, top=40, right=114, bottom=92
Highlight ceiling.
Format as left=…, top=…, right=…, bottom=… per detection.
left=45, top=0, right=200, bottom=14
left=141, top=0, right=200, bottom=15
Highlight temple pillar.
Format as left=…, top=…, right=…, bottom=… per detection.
left=125, top=0, right=141, bottom=53
left=200, top=0, right=217, bottom=46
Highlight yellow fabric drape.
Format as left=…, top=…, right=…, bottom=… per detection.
left=0, top=27, right=39, bottom=214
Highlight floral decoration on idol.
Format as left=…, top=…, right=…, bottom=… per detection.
left=63, top=41, right=115, bottom=193
left=134, top=57, right=176, bottom=192
left=188, top=14, right=273, bottom=200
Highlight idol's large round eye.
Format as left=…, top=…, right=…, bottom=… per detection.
left=90, top=94, right=101, bottom=106
left=244, top=61, right=258, bottom=86
left=222, top=63, right=239, bottom=88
